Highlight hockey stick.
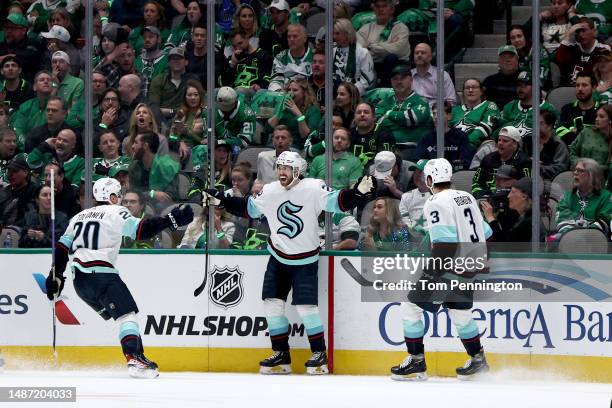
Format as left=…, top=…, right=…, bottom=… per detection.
left=50, top=168, right=58, bottom=358
left=340, top=258, right=374, bottom=287
left=193, top=130, right=213, bottom=297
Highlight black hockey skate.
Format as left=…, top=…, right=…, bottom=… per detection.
left=126, top=353, right=159, bottom=379
left=305, top=351, right=328, bottom=375
left=259, top=351, right=291, bottom=374
left=456, top=349, right=489, bottom=380
left=390, top=354, right=427, bottom=381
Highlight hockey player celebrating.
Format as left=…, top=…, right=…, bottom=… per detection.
left=204, top=151, right=376, bottom=374
left=391, top=158, right=493, bottom=381
left=44, top=178, right=194, bottom=378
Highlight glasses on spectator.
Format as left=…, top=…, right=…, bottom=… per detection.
left=574, top=168, right=587, bottom=174
left=103, top=96, right=119, bottom=102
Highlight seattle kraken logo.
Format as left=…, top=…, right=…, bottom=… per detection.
left=277, top=200, right=304, bottom=238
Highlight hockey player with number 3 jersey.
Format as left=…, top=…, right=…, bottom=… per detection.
left=205, top=151, right=376, bottom=375
left=44, top=178, right=193, bottom=379
left=391, top=158, right=493, bottom=381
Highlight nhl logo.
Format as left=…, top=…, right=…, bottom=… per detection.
left=208, top=265, right=245, bottom=309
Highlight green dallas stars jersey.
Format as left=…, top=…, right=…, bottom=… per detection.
left=497, top=100, right=557, bottom=139
left=202, top=100, right=257, bottom=147
left=449, top=100, right=500, bottom=148
left=375, top=91, right=432, bottom=144
left=575, top=0, right=612, bottom=35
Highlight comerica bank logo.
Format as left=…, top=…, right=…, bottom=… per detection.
left=209, top=266, right=245, bottom=309
left=32, top=273, right=80, bottom=325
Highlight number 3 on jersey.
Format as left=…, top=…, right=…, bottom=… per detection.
left=464, top=208, right=479, bottom=242
left=71, top=221, right=101, bottom=252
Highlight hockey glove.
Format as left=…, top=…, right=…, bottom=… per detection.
left=167, top=204, right=194, bottom=231
left=203, top=189, right=225, bottom=206
left=354, top=175, right=377, bottom=196
left=45, top=269, right=65, bottom=301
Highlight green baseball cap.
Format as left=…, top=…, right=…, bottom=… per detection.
left=5, top=13, right=28, bottom=28
left=409, top=159, right=429, bottom=171
left=109, top=163, right=130, bottom=177
left=498, top=45, right=518, bottom=56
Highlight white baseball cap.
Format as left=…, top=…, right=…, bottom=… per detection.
left=42, top=25, right=70, bottom=42
left=216, top=86, right=238, bottom=112
left=268, top=0, right=290, bottom=11
left=498, top=126, right=521, bottom=143
left=373, top=151, right=396, bottom=179
left=52, top=50, right=70, bottom=64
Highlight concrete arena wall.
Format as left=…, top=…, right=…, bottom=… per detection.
left=1, top=250, right=610, bottom=382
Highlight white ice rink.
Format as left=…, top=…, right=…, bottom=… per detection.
left=0, top=369, right=610, bottom=408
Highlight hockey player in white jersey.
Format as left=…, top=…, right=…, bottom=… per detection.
left=204, top=151, right=376, bottom=374
left=391, top=158, right=493, bottom=381
left=44, top=178, right=193, bottom=378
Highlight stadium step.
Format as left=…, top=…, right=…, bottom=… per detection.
left=454, top=63, right=499, bottom=81
left=508, top=6, right=535, bottom=22
left=473, top=34, right=506, bottom=49
left=463, top=48, right=499, bottom=63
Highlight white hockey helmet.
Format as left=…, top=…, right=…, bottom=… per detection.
left=276, top=151, right=307, bottom=175
left=423, top=158, right=452, bottom=191
left=93, top=177, right=122, bottom=203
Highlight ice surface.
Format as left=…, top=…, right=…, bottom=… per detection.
left=0, top=369, right=610, bottom=408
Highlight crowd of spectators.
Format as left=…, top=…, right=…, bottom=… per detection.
left=0, top=0, right=611, bottom=251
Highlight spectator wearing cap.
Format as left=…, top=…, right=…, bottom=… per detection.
left=128, top=131, right=180, bottom=208
left=93, top=130, right=131, bottom=182
left=450, top=78, right=500, bottom=149
left=556, top=17, right=611, bottom=86
left=109, top=0, right=147, bottom=28
left=520, top=110, right=569, bottom=181
left=411, top=43, right=457, bottom=107
left=0, top=154, right=38, bottom=227
left=483, top=45, right=521, bottom=111
left=369, top=150, right=413, bottom=199
left=127, top=0, right=170, bottom=54
left=415, top=101, right=474, bottom=171
left=24, top=96, right=73, bottom=154
left=557, top=71, right=601, bottom=146
left=374, top=65, right=432, bottom=160
left=259, top=0, right=290, bottom=58
left=350, top=101, right=395, bottom=167
left=0, top=56, right=35, bottom=112
left=28, top=128, right=84, bottom=187
left=256, top=125, right=294, bottom=185
left=9, top=70, right=54, bottom=146
left=399, top=159, right=431, bottom=235
left=205, top=86, right=256, bottom=148
left=497, top=71, right=557, bottom=140
left=43, top=161, right=80, bottom=218
left=332, top=18, right=376, bottom=95
left=148, top=47, right=199, bottom=119
left=0, top=127, right=18, bottom=184
left=556, top=157, right=612, bottom=228
left=268, top=24, right=313, bottom=92
left=309, top=127, right=364, bottom=190
left=219, top=29, right=273, bottom=92
left=0, top=13, right=42, bottom=82
left=135, top=26, right=169, bottom=97
left=482, top=177, right=544, bottom=243
left=49, top=50, right=83, bottom=110
left=357, top=0, right=411, bottom=87
left=40, top=25, right=80, bottom=77
left=569, top=104, right=612, bottom=168
left=472, top=126, right=532, bottom=199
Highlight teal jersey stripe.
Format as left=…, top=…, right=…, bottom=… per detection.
left=456, top=320, right=479, bottom=339
left=266, top=316, right=289, bottom=336
left=267, top=246, right=320, bottom=266
left=118, top=321, right=140, bottom=340
left=324, top=190, right=342, bottom=213
left=301, top=313, right=324, bottom=336
left=403, top=318, right=425, bottom=339
left=59, top=235, right=74, bottom=248
left=247, top=197, right=263, bottom=219
left=430, top=225, right=458, bottom=243
left=482, top=221, right=493, bottom=240
left=122, top=217, right=141, bottom=239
